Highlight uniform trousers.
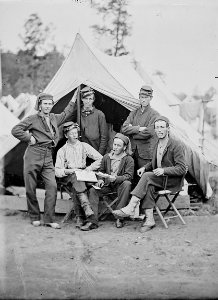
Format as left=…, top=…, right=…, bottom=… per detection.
left=60, top=174, right=97, bottom=224
left=24, top=146, right=57, bottom=223
left=131, top=172, right=166, bottom=210
left=88, top=180, right=132, bottom=221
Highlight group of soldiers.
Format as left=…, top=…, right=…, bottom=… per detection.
left=11, top=85, right=186, bottom=232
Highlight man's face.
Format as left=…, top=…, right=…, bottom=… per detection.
left=154, top=120, right=169, bottom=139
left=66, top=128, right=79, bottom=142
left=40, top=99, right=53, bottom=115
left=82, top=95, right=94, bottom=108
left=139, top=94, right=152, bottom=107
left=113, top=138, right=126, bottom=155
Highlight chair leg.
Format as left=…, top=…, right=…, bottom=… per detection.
left=165, top=195, right=186, bottom=225
left=155, top=205, right=168, bottom=229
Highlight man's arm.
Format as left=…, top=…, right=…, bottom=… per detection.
left=83, top=143, right=103, bottom=171
left=132, top=114, right=158, bottom=140
left=121, top=111, right=140, bottom=135
left=98, top=111, right=108, bottom=155
left=11, top=115, right=33, bottom=142
left=55, top=88, right=78, bottom=126
left=55, top=148, right=67, bottom=178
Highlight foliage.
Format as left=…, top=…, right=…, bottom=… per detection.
left=19, top=13, right=55, bottom=56
left=91, top=0, right=132, bottom=56
left=1, top=14, right=64, bottom=97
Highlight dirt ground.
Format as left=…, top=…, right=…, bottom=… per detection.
left=0, top=205, right=218, bottom=300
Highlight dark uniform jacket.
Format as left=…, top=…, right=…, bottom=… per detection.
left=99, top=153, right=134, bottom=185
left=144, top=136, right=187, bottom=192
left=80, top=107, right=108, bottom=155
left=11, top=102, right=76, bottom=147
left=121, top=105, right=159, bottom=160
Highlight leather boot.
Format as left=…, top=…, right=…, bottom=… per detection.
left=77, top=192, right=94, bottom=218
left=113, top=196, right=140, bottom=218
left=140, top=208, right=156, bottom=233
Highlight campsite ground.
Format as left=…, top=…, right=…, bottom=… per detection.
left=1, top=204, right=218, bottom=300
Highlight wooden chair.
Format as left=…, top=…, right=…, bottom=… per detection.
left=154, top=170, right=187, bottom=229
left=56, top=177, right=77, bottom=223
left=98, top=192, right=118, bottom=220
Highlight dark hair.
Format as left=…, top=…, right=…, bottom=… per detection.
left=154, top=116, right=170, bottom=127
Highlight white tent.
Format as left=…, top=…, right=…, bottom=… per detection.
left=43, top=33, right=213, bottom=198
left=0, top=102, right=20, bottom=159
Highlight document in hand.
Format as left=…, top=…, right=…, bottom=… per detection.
left=75, top=170, right=98, bottom=182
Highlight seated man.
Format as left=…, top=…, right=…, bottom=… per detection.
left=88, top=133, right=134, bottom=229
left=55, top=122, right=102, bottom=231
left=113, top=116, right=186, bottom=232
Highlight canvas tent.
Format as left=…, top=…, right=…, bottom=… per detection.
left=5, top=33, right=213, bottom=198
left=0, top=102, right=20, bottom=159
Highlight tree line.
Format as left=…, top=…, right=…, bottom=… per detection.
left=1, top=0, right=131, bottom=98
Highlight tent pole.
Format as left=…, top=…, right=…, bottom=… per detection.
left=76, top=85, right=81, bottom=140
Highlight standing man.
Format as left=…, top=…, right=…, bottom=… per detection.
left=122, top=85, right=159, bottom=171
left=55, top=122, right=102, bottom=231
left=80, top=86, right=108, bottom=155
left=113, top=116, right=186, bottom=232
left=11, top=91, right=77, bottom=228
left=88, top=133, right=134, bottom=229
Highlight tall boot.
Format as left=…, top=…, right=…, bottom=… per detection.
left=77, top=192, right=94, bottom=218
left=140, top=208, right=155, bottom=233
left=113, top=196, right=141, bottom=218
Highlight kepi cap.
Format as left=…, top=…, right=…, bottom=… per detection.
left=80, top=86, right=95, bottom=98
left=35, top=92, right=54, bottom=110
left=139, top=85, right=153, bottom=97
left=63, top=121, right=80, bottom=134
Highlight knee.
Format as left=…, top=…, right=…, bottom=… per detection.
left=123, top=180, right=132, bottom=188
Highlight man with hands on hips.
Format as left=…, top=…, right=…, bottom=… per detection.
left=11, top=90, right=78, bottom=229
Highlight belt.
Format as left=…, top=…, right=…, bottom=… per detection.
left=31, top=144, right=55, bottom=149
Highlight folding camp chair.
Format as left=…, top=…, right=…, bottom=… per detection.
left=98, top=192, right=119, bottom=220
left=56, top=177, right=77, bottom=223
left=154, top=170, right=187, bottom=229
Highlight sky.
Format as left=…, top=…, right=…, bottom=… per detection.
left=0, top=0, right=217, bottom=95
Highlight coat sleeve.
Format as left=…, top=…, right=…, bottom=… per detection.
left=55, top=148, right=66, bottom=178
left=98, top=111, right=108, bottom=155
left=132, top=113, right=158, bottom=140
left=121, top=111, right=140, bottom=135
left=115, top=156, right=135, bottom=184
left=55, top=101, right=76, bottom=126
left=163, top=143, right=186, bottom=176
left=83, top=143, right=103, bottom=171
left=11, top=115, right=33, bottom=142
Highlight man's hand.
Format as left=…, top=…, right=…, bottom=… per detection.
left=30, top=136, right=36, bottom=145
left=96, top=179, right=104, bottom=188
left=71, top=87, right=79, bottom=103
left=139, top=126, right=147, bottom=132
left=153, top=168, right=164, bottom=176
left=137, top=166, right=145, bottom=177
left=64, top=169, right=75, bottom=175
left=109, top=175, right=116, bottom=182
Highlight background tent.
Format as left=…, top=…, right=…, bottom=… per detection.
left=0, top=102, right=20, bottom=159
left=5, top=33, right=213, bottom=198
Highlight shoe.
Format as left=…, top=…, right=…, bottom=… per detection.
left=140, top=224, right=156, bottom=233
left=113, top=209, right=130, bottom=218
left=75, top=216, right=84, bottom=228
left=31, top=220, right=41, bottom=227
left=80, top=222, right=98, bottom=231
left=44, top=223, right=61, bottom=229
left=115, top=219, right=124, bottom=228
